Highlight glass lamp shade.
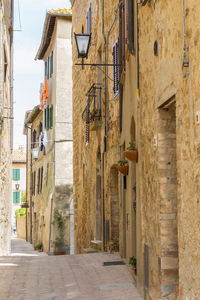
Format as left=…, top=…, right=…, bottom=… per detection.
left=32, top=148, right=39, bottom=159
left=74, top=33, right=91, bottom=58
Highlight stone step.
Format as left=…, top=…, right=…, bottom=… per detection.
left=83, top=247, right=98, bottom=254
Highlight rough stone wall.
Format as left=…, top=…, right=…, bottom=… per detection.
left=138, top=0, right=200, bottom=299
left=16, top=215, right=26, bottom=240
left=0, top=0, right=12, bottom=256
left=71, top=0, right=120, bottom=253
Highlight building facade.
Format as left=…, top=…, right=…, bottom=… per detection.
left=0, top=0, right=14, bottom=255
left=12, top=146, right=26, bottom=234
left=71, top=0, right=121, bottom=254
left=71, top=0, right=200, bottom=300
left=24, top=8, right=73, bottom=254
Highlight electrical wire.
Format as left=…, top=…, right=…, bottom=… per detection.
left=96, top=65, right=114, bottom=82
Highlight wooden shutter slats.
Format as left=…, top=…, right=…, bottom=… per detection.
left=113, top=40, right=119, bottom=96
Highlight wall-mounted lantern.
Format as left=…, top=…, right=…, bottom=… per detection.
left=74, top=33, right=91, bottom=59
left=15, top=184, right=20, bottom=190
left=32, top=148, right=39, bottom=160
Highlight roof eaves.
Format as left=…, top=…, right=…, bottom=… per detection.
left=35, top=12, right=72, bottom=61
left=24, top=105, right=40, bottom=128
left=35, top=13, right=51, bottom=60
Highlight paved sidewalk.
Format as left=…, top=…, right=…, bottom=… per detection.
left=0, top=238, right=143, bottom=300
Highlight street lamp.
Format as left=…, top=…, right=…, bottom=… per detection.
left=74, top=33, right=91, bottom=59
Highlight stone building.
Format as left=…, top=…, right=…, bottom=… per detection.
left=0, top=0, right=14, bottom=255
left=71, top=0, right=121, bottom=254
left=136, top=1, right=200, bottom=299
left=24, top=8, right=73, bottom=254
left=72, top=0, right=200, bottom=299
left=12, top=146, right=26, bottom=234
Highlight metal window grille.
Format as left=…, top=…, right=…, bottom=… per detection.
left=82, top=84, right=102, bottom=145
left=113, top=40, right=119, bottom=96
left=86, top=103, right=90, bottom=144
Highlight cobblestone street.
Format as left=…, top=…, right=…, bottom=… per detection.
left=0, top=238, right=142, bottom=300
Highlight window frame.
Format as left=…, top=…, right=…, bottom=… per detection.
left=86, top=3, right=92, bottom=34
left=113, top=39, right=120, bottom=97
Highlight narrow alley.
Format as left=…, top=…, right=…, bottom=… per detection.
left=0, top=238, right=142, bottom=300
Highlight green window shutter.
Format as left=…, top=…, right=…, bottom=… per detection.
left=50, top=105, right=53, bottom=128
left=50, top=51, right=53, bottom=77
left=47, top=56, right=49, bottom=79
left=13, top=192, right=20, bottom=204
left=45, top=61, right=47, bottom=77
left=13, top=169, right=20, bottom=180
left=44, top=108, right=46, bottom=129
left=47, top=105, right=49, bottom=130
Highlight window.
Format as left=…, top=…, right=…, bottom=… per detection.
left=32, top=130, right=36, bottom=149
left=50, top=51, right=53, bottom=77
left=37, top=168, right=40, bottom=194
left=87, top=3, right=91, bottom=34
left=113, top=39, right=119, bottom=96
left=47, top=105, right=49, bottom=129
left=13, top=169, right=20, bottom=181
left=32, top=171, right=36, bottom=196
left=13, top=192, right=20, bottom=204
left=44, top=108, right=47, bottom=129
left=45, top=61, right=47, bottom=77
left=39, top=122, right=43, bottom=135
left=47, top=56, right=50, bottom=79
left=127, top=0, right=135, bottom=55
left=50, top=105, right=53, bottom=129
left=4, top=47, right=7, bottom=83
left=44, top=106, right=49, bottom=130
left=40, top=167, right=43, bottom=193
left=120, top=0, right=126, bottom=71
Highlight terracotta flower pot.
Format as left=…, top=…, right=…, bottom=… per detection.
left=21, top=203, right=29, bottom=208
left=117, top=165, right=129, bottom=176
left=123, top=150, right=138, bottom=162
left=56, top=251, right=66, bottom=255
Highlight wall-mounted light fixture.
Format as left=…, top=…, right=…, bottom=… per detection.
left=74, top=32, right=121, bottom=69
left=32, top=148, right=39, bottom=160
left=15, top=184, right=20, bottom=190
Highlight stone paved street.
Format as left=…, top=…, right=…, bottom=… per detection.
left=0, top=238, right=142, bottom=300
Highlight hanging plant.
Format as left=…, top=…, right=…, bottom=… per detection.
left=123, top=141, right=138, bottom=162
left=117, top=159, right=129, bottom=175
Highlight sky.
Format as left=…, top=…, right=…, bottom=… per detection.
left=13, top=0, right=71, bottom=149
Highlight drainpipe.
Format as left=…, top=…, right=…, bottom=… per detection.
left=48, top=193, right=53, bottom=255
left=30, top=130, right=33, bottom=244
left=0, top=1, right=4, bottom=139
left=137, top=1, right=140, bottom=93
left=182, top=0, right=189, bottom=77
left=25, top=131, right=28, bottom=241
left=10, top=0, right=14, bottom=151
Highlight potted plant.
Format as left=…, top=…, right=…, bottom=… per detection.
left=90, top=108, right=101, bottom=122
left=54, top=209, right=66, bottom=255
left=34, top=242, right=43, bottom=252
left=20, top=192, right=29, bottom=208
left=117, top=159, right=129, bottom=175
left=123, top=141, right=138, bottom=162
left=129, top=256, right=137, bottom=275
